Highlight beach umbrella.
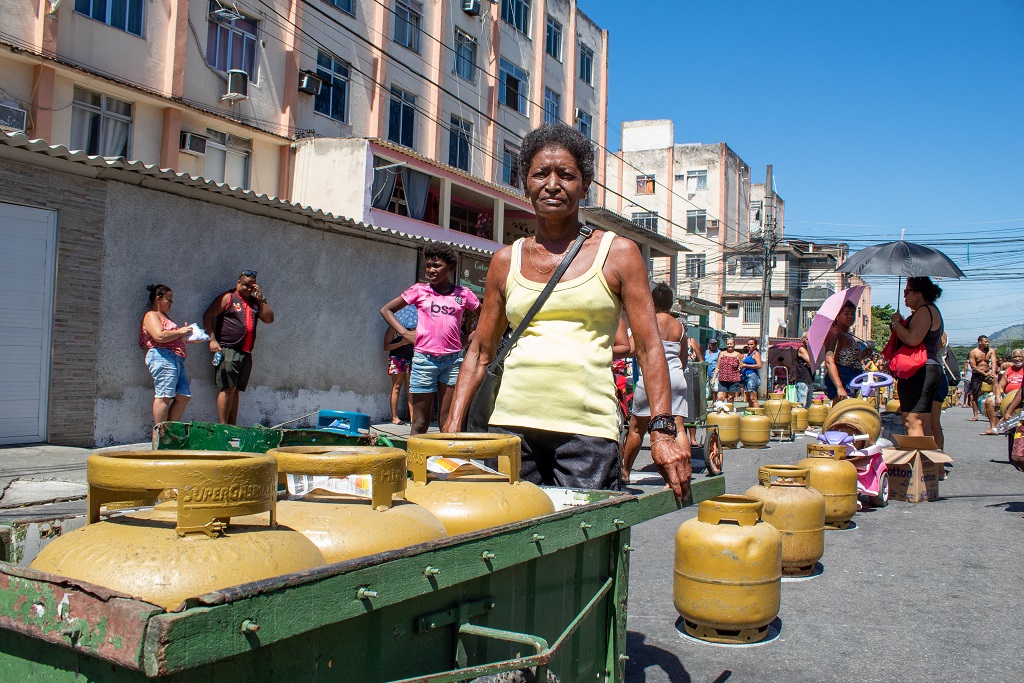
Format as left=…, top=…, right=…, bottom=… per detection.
left=806, top=286, right=867, bottom=370
left=837, top=239, right=965, bottom=313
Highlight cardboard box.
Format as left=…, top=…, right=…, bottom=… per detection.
left=881, top=435, right=953, bottom=503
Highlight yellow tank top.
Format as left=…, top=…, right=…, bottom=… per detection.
left=490, top=231, right=621, bottom=441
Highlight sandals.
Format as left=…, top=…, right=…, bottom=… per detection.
left=980, top=429, right=999, bottom=436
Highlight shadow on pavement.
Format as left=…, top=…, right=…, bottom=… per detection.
left=984, top=501, right=1024, bottom=513
left=625, top=630, right=702, bottom=683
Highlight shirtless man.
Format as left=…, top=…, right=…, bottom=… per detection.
left=968, top=336, right=998, bottom=421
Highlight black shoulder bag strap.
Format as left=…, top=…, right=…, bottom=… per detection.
left=488, top=225, right=594, bottom=372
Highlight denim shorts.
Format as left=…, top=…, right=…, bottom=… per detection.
left=146, top=348, right=191, bottom=398
left=717, top=381, right=743, bottom=394
left=410, top=351, right=463, bottom=393
left=743, top=372, right=761, bottom=392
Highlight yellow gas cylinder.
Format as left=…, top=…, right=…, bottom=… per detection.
left=744, top=465, right=825, bottom=576
left=1000, top=389, right=1019, bottom=417
left=740, top=408, right=771, bottom=448
left=822, top=397, right=881, bottom=442
left=30, top=451, right=326, bottom=610
left=797, top=443, right=858, bottom=530
left=790, top=404, right=809, bottom=433
left=885, top=398, right=902, bottom=413
left=807, top=399, right=829, bottom=427
left=765, top=393, right=792, bottom=432
left=403, top=434, right=556, bottom=536
left=674, top=495, right=782, bottom=644
left=707, top=411, right=741, bottom=448
left=265, top=446, right=448, bottom=563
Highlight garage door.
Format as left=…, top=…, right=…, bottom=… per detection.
left=0, top=203, right=57, bottom=444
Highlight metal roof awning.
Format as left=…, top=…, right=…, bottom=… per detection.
left=581, top=207, right=689, bottom=257
left=674, top=296, right=724, bottom=315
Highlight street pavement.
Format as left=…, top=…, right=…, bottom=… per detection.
left=622, top=408, right=1023, bottom=683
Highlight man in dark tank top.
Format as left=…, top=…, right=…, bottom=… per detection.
left=202, top=270, right=275, bottom=424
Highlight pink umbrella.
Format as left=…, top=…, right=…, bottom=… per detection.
left=805, top=285, right=866, bottom=370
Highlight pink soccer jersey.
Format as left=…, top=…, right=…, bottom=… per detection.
left=401, top=283, right=480, bottom=356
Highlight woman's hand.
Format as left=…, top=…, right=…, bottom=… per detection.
left=209, top=339, right=222, bottom=354
left=650, top=437, right=692, bottom=503
left=890, top=312, right=902, bottom=326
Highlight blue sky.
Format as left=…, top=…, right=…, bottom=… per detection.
left=582, top=0, right=1024, bottom=345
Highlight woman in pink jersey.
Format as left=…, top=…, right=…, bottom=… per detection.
left=381, top=243, right=480, bottom=435
left=140, top=284, right=194, bottom=425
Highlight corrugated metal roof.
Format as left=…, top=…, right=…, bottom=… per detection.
left=0, top=131, right=497, bottom=256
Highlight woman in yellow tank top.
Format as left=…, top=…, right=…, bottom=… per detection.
left=444, top=124, right=691, bottom=500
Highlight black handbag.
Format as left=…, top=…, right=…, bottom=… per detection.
left=465, top=226, right=593, bottom=433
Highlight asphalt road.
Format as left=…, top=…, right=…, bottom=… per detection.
left=622, top=409, right=1023, bottom=683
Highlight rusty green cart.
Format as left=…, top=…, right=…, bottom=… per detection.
left=0, top=477, right=723, bottom=682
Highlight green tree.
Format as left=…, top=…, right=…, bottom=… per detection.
left=871, top=304, right=895, bottom=350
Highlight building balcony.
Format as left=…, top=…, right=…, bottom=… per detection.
left=800, top=285, right=836, bottom=303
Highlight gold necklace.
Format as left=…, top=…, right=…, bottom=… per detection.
left=528, top=237, right=560, bottom=274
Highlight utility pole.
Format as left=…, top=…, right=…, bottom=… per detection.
left=757, top=165, right=779, bottom=401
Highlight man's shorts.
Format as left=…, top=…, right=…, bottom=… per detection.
left=410, top=351, right=462, bottom=393
left=215, top=347, right=253, bottom=391
left=488, top=424, right=621, bottom=491
left=969, top=373, right=984, bottom=398
left=146, top=348, right=191, bottom=398
left=743, top=372, right=761, bottom=392
left=388, top=356, right=411, bottom=375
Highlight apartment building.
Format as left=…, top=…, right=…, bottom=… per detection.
left=0, top=0, right=610, bottom=253
left=603, top=119, right=752, bottom=328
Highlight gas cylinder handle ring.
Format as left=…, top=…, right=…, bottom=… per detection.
left=86, top=451, right=279, bottom=535
left=758, top=465, right=811, bottom=487
left=406, top=433, right=523, bottom=485
left=269, top=446, right=407, bottom=510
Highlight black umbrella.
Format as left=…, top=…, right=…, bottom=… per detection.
left=837, top=239, right=965, bottom=313
left=837, top=240, right=966, bottom=279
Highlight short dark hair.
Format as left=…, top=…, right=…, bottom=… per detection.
left=519, top=124, right=595, bottom=187
left=146, top=284, right=171, bottom=304
left=651, top=283, right=675, bottom=312
left=424, top=242, right=458, bottom=267
left=978, top=335, right=989, bottom=343
left=907, top=276, right=942, bottom=303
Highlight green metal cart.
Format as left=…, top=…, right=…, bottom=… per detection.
left=0, top=479, right=722, bottom=682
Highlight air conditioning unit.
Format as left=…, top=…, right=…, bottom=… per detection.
left=179, top=131, right=208, bottom=156
left=690, top=283, right=700, bottom=296
left=222, top=69, right=249, bottom=102
left=749, top=224, right=764, bottom=239
left=298, top=71, right=323, bottom=96
left=0, top=102, right=27, bottom=133
left=708, top=219, right=719, bottom=228
left=462, top=0, right=482, bottom=15
left=574, top=107, right=583, bottom=119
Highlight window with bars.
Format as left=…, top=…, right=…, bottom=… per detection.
left=387, top=86, right=416, bottom=148
left=499, top=58, right=528, bottom=114
left=743, top=301, right=762, bottom=325
left=579, top=43, right=594, bottom=85
left=501, top=0, right=530, bottom=34
left=632, top=212, right=658, bottom=232
left=448, top=116, right=471, bottom=172
left=544, top=88, right=560, bottom=124
left=686, top=169, right=708, bottom=191
left=453, top=31, right=476, bottom=82
left=577, top=109, right=592, bottom=139
left=545, top=16, right=562, bottom=60
left=502, top=142, right=521, bottom=188
left=687, top=209, right=707, bottom=233
left=686, top=255, right=706, bottom=279
left=393, top=0, right=423, bottom=53
left=206, top=3, right=258, bottom=80
left=75, top=0, right=143, bottom=36
left=314, top=51, right=350, bottom=122
left=636, top=174, right=655, bottom=195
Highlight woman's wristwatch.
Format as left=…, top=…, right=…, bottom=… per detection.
left=646, top=414, right=678, bottom=437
